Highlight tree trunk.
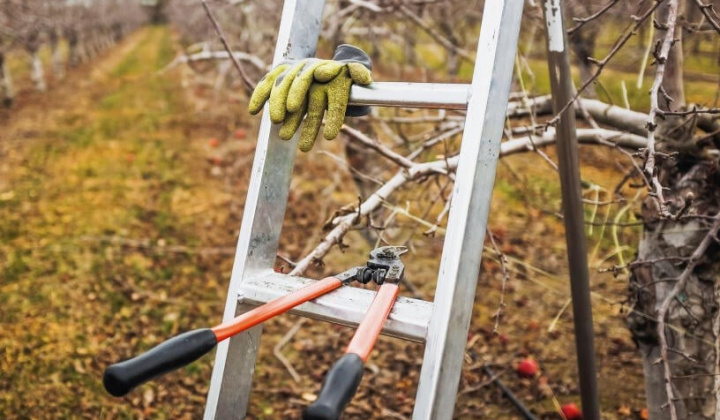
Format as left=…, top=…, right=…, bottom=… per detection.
left=658, top=1, right=685, bottom=109
left=50, top=30, right=65, bottom=80
left=629, top=164, right=720, bottom=419
left=402, top=22, right=416, bottom=67
left=568, top=33, right=597, bottom=98
left=150, top=0, right=168, bottom=24
left=565, top=1, right=598, bottom=98
left=28, top=49, right=46, bottom=92
left=0, top=51, right=14, bottom=107
left=67, top=29, right=81, bottom=68
left=627, top=1, right=720, bottom=419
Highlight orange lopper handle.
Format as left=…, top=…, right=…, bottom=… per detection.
left=345, top=283, right=399, bottom=362
left=303, top=283, right=399, bottom=419
left=212, top=276, right=343, bottom=341
left=103, top=276, right=343, bottom=398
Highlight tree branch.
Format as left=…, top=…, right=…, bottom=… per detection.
left=645, top=0, right=680, bottom=219
left=201, top=0, right=256, bottom=91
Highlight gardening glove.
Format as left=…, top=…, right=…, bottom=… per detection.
left=248, top=44, right=373, bottom=152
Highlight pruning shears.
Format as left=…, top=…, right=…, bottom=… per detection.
left=103, top=245, right=408, bottom=420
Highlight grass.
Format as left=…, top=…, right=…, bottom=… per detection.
left=0, top=27, right=236, bottom=418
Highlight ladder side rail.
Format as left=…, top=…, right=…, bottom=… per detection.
left=204, top=1, right=326, bottom=418
left=412, top=1, right=525, bottom=419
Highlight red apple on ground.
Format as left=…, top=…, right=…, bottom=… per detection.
left=516, top=358, right=539, bottom=378
left=561, top=403, right=582, bottom=420
left=234, top=129, right=247, bottom=140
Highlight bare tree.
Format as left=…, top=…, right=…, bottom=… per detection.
left=0, top=0, right=146, bottom=107
left=626, top=0, right=720, bottom=418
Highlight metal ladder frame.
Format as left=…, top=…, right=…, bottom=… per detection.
left=204, top=0, right=524, bottom=418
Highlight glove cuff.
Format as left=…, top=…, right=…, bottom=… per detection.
left=346, top=105, right=370, bottom=117
left=333, top=44, right=372, bottom=71
left=333, top=44, right=372, bottom=117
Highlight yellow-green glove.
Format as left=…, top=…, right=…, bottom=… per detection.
left=248, top=45, right=373, bottom=152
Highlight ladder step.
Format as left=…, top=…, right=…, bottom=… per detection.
left=349, top=82, right=470, bottom=109
left=237, top=272, right=432, bottom=342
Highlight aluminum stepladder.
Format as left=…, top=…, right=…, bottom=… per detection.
left=204, top=0, right=524, bottom=419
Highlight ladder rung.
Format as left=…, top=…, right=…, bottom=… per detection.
left=237, top=272, right=432, bottom=342
left=349, top=82, right=470, bottom=109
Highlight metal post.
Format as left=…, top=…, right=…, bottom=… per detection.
left=542, top=1, right=601, bottom=419
left=203, top=1, right=326, bottom=418
left=412, top=0, right=524, bottom=418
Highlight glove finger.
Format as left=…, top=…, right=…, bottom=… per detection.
left=323, top=68, right=352, bottom=140
left=269, top=61, right=306, bottom=124
left=287, top=60, right=325, bottom=113
left=347, top=63, right=372, bottom=86
left=314, top=61, right=344, bottom=83
left=279, top=96, right=308, bottom=140
left=248, top=64, right=288, bottom=114
left=299, top=84, right=327, bottom=152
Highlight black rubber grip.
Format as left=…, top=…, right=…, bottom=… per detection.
left=303, top=353, right=364, bottom=420
left=103, top=328, right=217, bottom=397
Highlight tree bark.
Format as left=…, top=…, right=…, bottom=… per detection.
left=656, top=1, right=686, bottom=109
left=627, top=1, right=720, bottom=418
left=50, top=29, right=65, bottom=80
left=0, top=51, right=14, bottom=107
left=67, top=28, right=81, bottom=68
left=629, top=165, right=720, bottom=419
left=29, top=50, right=46, bottom=92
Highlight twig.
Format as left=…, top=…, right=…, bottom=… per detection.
left=397, top=5, right=475, bottom=63
left=379, top=408, right=408, bottom=420
left=487, top=228, right=510, bottom=334
left=657, top=212, right=720, bottom=420
left=159, top=50, right=267, bottom=75
left=660, top=107, right=720, bottom=117
left=201, top=0, right=256, bottom=91
left=548, top=298, right=573, bottom=332
left=406, top=125, right=464, bottom=161
left=423, top=197, right=451, bottom=235
left=567, top=0, right=621, bottom=35
left=341, top=125, right=415, bottom=168
left=693, top=0, right=720, bottom=34
left=273, top=319, right=307, bottom=383
left=276, top=252, right=298, bottom=269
